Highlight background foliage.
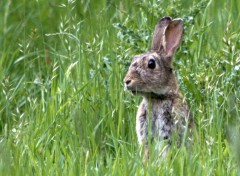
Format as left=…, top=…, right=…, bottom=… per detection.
left=0, top=0, right=239, bottom=175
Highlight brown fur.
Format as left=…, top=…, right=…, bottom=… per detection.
left=124, top=17, right=193, bottom=159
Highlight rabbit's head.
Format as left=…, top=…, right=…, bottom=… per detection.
left=124, top=17, right=183, bottom=97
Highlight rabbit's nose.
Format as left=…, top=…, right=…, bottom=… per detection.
left=125, top=79, right=131, bottom=85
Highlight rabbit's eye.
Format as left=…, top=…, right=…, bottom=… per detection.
left=148, top=59, right=156, bottom=69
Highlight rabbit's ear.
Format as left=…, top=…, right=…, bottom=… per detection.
left=151, top=16, right=172, bottom=52
left=163, top=18, right=183, bottom=57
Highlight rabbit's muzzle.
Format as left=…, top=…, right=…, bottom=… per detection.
left=124, top=75, right=138, bottom=94
left=124, top=77, right=133, bottom=91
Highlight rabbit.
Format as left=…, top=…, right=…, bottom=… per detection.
left=124, top=16, right=193, bottom=159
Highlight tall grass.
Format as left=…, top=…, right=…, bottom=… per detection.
left=0, top=0, right=239, bottom=175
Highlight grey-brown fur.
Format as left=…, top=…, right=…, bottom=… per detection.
left=124, top=17, right=193, bottom=159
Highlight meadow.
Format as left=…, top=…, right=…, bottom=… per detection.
left=0, top=0, right=239, bottom=175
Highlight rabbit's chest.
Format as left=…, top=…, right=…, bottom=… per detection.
left=151, top=100, right=174, bottom=140
left=136, top=99, right=174, bottom=145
